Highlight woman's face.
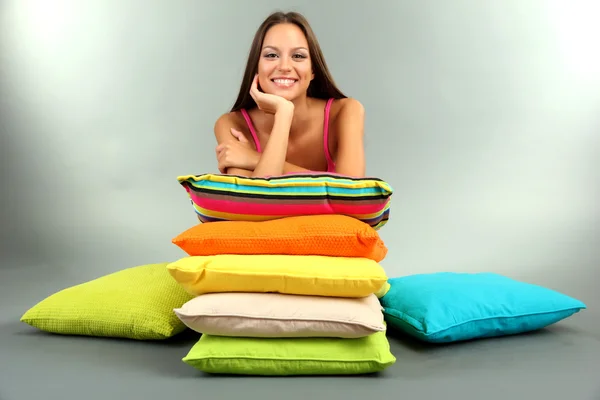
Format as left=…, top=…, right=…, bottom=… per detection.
left=257, top=23, right=314, bottom=101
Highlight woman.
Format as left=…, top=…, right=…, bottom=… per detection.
left=214, top=11, right=366, bottom=178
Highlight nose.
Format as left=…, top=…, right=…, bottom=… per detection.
left=278, top=57, right=292, bottom=72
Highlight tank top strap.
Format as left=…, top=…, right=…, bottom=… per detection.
left=240, top=109, right=262, bottom=153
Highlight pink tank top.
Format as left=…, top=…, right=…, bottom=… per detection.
left=239, top=98, right=336, bottom=173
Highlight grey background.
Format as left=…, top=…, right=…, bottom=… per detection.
left=1, top=1, right=599, bottom=399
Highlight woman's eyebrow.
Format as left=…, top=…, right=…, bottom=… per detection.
left=262, top=45, right=309, bottom=52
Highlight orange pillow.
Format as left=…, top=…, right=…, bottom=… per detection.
left=172, top=215, right=388, bottom=262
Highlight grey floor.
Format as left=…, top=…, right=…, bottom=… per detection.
left=1, top=261, right=599, bottom=400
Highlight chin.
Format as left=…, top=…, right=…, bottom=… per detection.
left=273, top=91, right=299, bottom=101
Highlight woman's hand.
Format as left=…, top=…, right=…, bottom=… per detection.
left=215, top=128, right=260, bottom=173
left=250, top=74, right=294, bottom=115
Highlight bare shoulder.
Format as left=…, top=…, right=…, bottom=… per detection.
left=329, top=97, right=365, bottom=122
left=330, top=97, right=365, bottom=134
left=338, top=97, right=365, bottom=113
left=327, top=98, right=366, bottom=176
left=214, top=111, right=241, bottom=134
left=213, top=111, right=250, bottom=143
left=334, top=97, right=365, bottom=115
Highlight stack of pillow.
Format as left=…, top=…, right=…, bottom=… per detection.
left=17, top=170, right=589, bottom=376
left=166, top=172, right=397, bottom=375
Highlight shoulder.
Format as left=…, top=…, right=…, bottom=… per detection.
left=329, top=97, right=365, bottom=124
left=329, top=98, right=365, bottom=136
left=213, top=111, right=250, bottom=141
left=336, top=97, right=365, bottom=115
left=214, top=111, right=243, bottom=133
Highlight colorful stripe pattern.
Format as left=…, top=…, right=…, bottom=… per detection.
left=177, top=172, right=393, bottom=230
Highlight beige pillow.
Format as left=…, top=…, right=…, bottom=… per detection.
left=173, top=292, right=386, bottom=338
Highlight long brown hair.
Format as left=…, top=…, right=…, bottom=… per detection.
left=230, top=11, right=347, bottom=112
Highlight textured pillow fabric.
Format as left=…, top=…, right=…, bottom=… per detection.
left=172, top=214, right=388, bottom=262
left=174, top=292, right=386, bottom=338
left=380, top=272, right=587, bottom=343
left=167, top=254, right=388, bottom=298
left=176, top=172, right=393, bottom=230
left=20, top=262, right=194, bottom=340
left=182, top=330, right=396, bottom=375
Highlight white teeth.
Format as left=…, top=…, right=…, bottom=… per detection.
left=273, top=79, right=296, bottom=86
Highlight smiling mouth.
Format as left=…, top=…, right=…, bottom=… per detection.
left=271, top=78, right=298, bottom=88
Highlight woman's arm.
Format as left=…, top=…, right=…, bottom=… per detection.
left=249, top=97, right=368, bottom=177
left=214, top=108, right=299, bottom=177
left=332, top=98, right=366, bottom=177
left=213, top=114, right=253, bottom=177
left=250, top=103, right=294, bottom=177
left=280, top=99, right=367, bottom=176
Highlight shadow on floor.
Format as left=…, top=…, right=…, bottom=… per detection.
left=3, top=319, right=592, bottom=380
left=4, top=322, right=203, bottom=378
left=386, top=322, right=591, bottom=356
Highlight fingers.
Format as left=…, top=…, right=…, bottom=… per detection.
left=218, top=157, right=226, bottom=173
left=230, top=128, right=241, bottom=139
left=215, top=143, right=228, bottom=165
left=250, top=74, right=258, bottom=92
left=230, top=128, right=248, bottom=143
left=216, top=148, right=226, bottom=173
left=249, top=74, right=260, bottom=102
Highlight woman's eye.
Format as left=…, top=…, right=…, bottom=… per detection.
left=263, top=53, right=307, bottom=59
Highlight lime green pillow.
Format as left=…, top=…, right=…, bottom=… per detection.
left=20, top=262, right=194, bottom=340
left=182, top=330, right=396, bottom=375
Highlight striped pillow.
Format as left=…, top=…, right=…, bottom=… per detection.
left=177, top=172, right=393, bottom=230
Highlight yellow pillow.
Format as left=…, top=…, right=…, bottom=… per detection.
left=167, top=255, right=388, bottom=298
left=375, top=281, right=391, bottom=298
left=20, top=262, right=194, bottom=340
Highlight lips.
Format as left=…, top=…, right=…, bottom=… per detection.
left=271, top=78, right=298, bottom=88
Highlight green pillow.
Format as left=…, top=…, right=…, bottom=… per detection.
left=20, top=262, right=194, bottom=340
left=182, top=330, right=396, bottom=375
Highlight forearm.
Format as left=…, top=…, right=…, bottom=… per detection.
left=251, top=106, right=294, bottom=177
left=252, top=152, right=312, bottom=176
left=247, top=160, right=314, bottom=175
left=224, top=167, right=253, bottom=177
left=243, top=156, right=313, bottom=176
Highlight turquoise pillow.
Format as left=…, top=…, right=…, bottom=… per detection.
left=380, top=272, right=587, bottom=343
